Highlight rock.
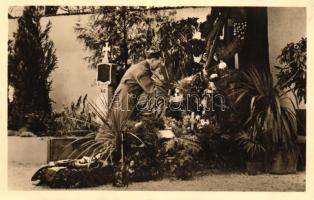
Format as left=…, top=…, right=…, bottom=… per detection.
left=18, top=127, right=29, bottom=133
left=20, top=131, right=37, bottom=137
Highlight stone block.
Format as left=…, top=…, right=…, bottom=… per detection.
left=8, top=136, right=83, bottom=165
left=8, top=136, right=49, bottom=165
left=47, top=137, right=81, bottom=161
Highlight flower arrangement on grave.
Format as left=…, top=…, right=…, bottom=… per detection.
left=31, top=7, right=252, bottom=188
left=167, top=59, right=232, bottom=118
left=31, top=61, right=234, bottom=188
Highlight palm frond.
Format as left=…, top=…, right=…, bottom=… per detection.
left=127, top=132, right=145, bottom=146
left=231, top=67, right=298, bottom=150
left=176, top=135, right=202, bottom=153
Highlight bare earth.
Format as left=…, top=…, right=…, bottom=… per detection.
left=8, top=162, right=305, bottom=191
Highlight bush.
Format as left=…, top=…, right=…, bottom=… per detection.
left=8, top=6, right=57, bottom=133
left=47, top=95, right=98, bottom=136
left=276, top=38, right=306, bottom=103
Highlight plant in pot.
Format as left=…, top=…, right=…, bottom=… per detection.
left=230, top=67, right=298, bottom=174
left=275, top=38, right=306, bottom=170
left=236, top=126, right=266, bottom=175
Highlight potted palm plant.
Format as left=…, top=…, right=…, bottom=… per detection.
left=236, top=126, right=266, bottom=175
left=231, top=67, right=298, bottom=174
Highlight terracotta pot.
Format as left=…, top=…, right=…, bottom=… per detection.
left=269, top=150, right=298, bottom=174
left=246, top=161, right=263, bottom=175
left=296, top=109, right=306, bottom=136
left=296, top=109, right=306, bottom=170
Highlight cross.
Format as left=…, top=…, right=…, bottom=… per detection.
left=102, top=42, right=111, bottom=63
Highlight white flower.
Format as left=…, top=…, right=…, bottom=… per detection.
left=218, top=61, right=227, bottom=69
left=209, top=73, right=219, bottom=80
left=170, top=95, right=183, bottom=103
left=195, top=115, right=201, bottom=121
left=185, top=76, right=194, bottom=82
left=213, top=54, right=218, bottom=61
left=175, top=88, right=180, bottom=95
left=177, top=75, right=195, bottom=87
left=194, top=56, right=201, bottom=63
left=202, top=68, right=208, bottom=76
left=193, top=32, right=201, bottom=39
left=205, top=89, right=213, bottom=94
left=201, top=98, right=207, bottom=107
left=8, top=85, right=15, bottom=103
left=208, top=81, right=216, bottom=90
left=201, top=119, right=210, bottom=126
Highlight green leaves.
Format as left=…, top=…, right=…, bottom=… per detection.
left=231, top=67, right=298, bottom=153
left=236, top=129, right=266, bottom=160
left=48, top=94, right=99, bottom=136
left=75, top=7, right=171, bottom=70
left=276, top=38, right=306, bottom=104
left=158, top=17, right=204, bottom=81
left=8, top=6, right=57, bottom=131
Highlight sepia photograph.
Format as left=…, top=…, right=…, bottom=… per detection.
left=6, top=4, right=307, bottom=193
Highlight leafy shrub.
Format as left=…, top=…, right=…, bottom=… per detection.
left=47, top=94, right=98, bottom=136
left=276, top=38, right=306, bottom=103
left=235, top=127, right=266, bottom=162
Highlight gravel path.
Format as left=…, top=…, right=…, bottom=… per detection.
left=8, top=162, right=305, bottom=191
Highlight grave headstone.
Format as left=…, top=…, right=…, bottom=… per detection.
left=95, top=42, right=118, bottom=113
